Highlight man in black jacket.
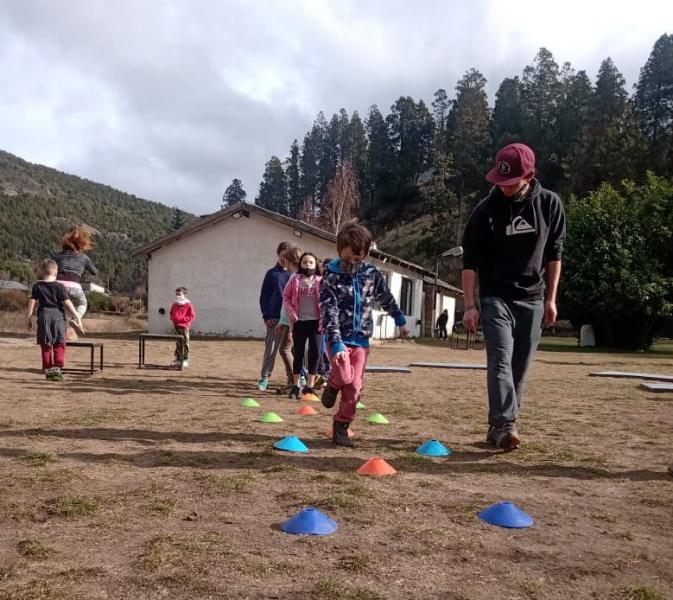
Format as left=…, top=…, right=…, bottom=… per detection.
left=462, top=143, right=566, bottom=451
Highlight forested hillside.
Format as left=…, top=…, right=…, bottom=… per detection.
left=0, top=150, right=193, bottom=292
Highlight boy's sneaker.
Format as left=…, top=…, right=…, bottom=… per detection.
left=486, top=426, right=497, bottom=445
left=321, top=384, right=339, bottom=408
left=49, top=368, right=64, bottom=382
left=301, top=386, right=316, bottom=396
left=314, top=375, right=326, bottom=389
left=288, top=385, right=301, bottom=400
left=257, top=378, right=269, bottom=391
left=332, top=421, right=355, bottom=448
left=491, top=422, right=521, bottom=452
left=276, top=383, right=293, bottom=396
left=181, top=360, right=189, bottom=368
left=171, top=359, right=182, bottom=368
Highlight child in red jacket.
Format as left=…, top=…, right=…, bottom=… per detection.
left=170, top=287, right=196, bottom=368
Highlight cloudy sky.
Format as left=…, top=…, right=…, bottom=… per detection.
left=1, top=1, right=670, bottom=214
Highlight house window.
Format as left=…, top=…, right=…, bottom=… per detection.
left=400, top=277, right=413, bottom=315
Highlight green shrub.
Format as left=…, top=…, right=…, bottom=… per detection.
left=86, top=291, right=112, bottom=313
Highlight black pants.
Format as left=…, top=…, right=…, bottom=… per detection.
left=292, top=320, right=321, bottom=375
left=438, top=324, right=448, bottom=339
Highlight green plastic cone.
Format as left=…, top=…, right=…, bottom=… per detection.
left=356, top=401, right=366, bottom=409
left=241, top=398, right=261, bottom=408
left=259, top=412, right=284, bottom=423
left=367, top=412, right=389, bottom=425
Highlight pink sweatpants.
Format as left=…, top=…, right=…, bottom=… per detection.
left=327, top=345, right=369, bottom=424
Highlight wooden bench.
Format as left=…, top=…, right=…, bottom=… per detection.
left=64, top=341, right=104, bottom=374
left=138, top=333, right=184, bottom=370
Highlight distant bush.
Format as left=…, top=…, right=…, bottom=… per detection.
left=86, top=291, right=113, bottom=313
left=109, top=294, right=131, bottom=313
left=0, top=289, right=29, bottom=312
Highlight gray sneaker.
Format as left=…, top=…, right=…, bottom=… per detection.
left=491, top=423, right=521, bottom=452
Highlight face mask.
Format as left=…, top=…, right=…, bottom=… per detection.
left=300, top=267, right=316, bottom=277
left=175, top=295, right=185, bottom=302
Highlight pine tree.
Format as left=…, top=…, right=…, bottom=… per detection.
left=569, top=58, right=646, bottom=194
left=386, top=96, right=435, bottom=183
left=299, top=125, right=321, bottom=215
left=256, top=156, right=287, bottom=215
left=170, top=207, right=186, bottom=231
left=285, top=140, right=301, bottom=217
left=490, top=77, right=526, bottom=149
left=365, top=105, right=394, bottom=218
left=431, top=88, right=451, bottom=154
left=635, top=33, right=673, bottom=176
left=557, top=68, right=594, bottom=153
left=345, top=110, right=368, bottom=206
left=521, top=48, right=563, bottom=187
left=446, top=69, right=491, bottom=232
left=221, top=178, right=247, bottom=208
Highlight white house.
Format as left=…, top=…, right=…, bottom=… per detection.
left=136, top=203, right=462, bottom=338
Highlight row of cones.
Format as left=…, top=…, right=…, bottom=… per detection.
left=281, top=501, right=534, bottom=536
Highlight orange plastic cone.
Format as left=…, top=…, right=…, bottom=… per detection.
left=297, top=405, right=318, bottom=416
left=356, top=457, right=397, bottom=477
left=326, top=426, right=355, bottom=438
left=301, top=393, right=319, bottom=402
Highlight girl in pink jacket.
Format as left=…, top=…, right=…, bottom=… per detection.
left=282, top=252, right=322, bottom=399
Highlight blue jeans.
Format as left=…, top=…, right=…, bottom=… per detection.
left=480, top=296, right=544, bottom=427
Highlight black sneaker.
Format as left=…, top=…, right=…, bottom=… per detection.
left=321, top=384, right=339, bottom=408
left=301, top=386, right=316, bottom=396
left=492, top=422, right=521, bottom=452
left=332, top=421, right=355, bottom=448
left=288, top=385, right=300, bottom=400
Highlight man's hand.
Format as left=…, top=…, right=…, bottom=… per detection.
left=399, top=324, right=410, bottom=338
left=274, top=324, right=283, bottom=335
left=264, top=319, right=278, bottom=328
left=543, top=300, right=557, bottom=328
left=288, top=313, right=299, bottom=325
left=333, top=351, right=347, bottom=365
left=463, top=307, right=479, bottom=333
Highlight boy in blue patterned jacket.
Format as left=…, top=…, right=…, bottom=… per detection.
left=320, top=223, right=409, bottom=447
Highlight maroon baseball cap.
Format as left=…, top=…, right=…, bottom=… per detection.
left=485, top=143, right=536, bottom=185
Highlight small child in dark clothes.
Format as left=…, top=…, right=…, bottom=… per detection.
left=26, top=259, right=83, bottom=381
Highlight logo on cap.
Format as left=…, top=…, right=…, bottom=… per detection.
left=497, top=160, right=511, bottom=175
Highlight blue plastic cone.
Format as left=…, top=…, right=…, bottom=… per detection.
left=281, top=507, right=338, bottom=535
left=273, top=435, right=309, bottom=453
left=416, top=439, right=452, bottom=457
left=478, top=502, right=533, bottom=529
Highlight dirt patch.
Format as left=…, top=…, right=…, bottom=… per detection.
left=0, top=335, right=671, bottom=599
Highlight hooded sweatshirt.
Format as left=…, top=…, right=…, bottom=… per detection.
left=170, top=299, right=196, bottom=329
left=462, top=179, right=566, bottom=301
left=320, top=259, right=406, bottom=355
left=283, top=273, right=322, bottom=327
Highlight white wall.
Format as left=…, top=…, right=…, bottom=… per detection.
left=147, top=211, right=426, bottom=338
